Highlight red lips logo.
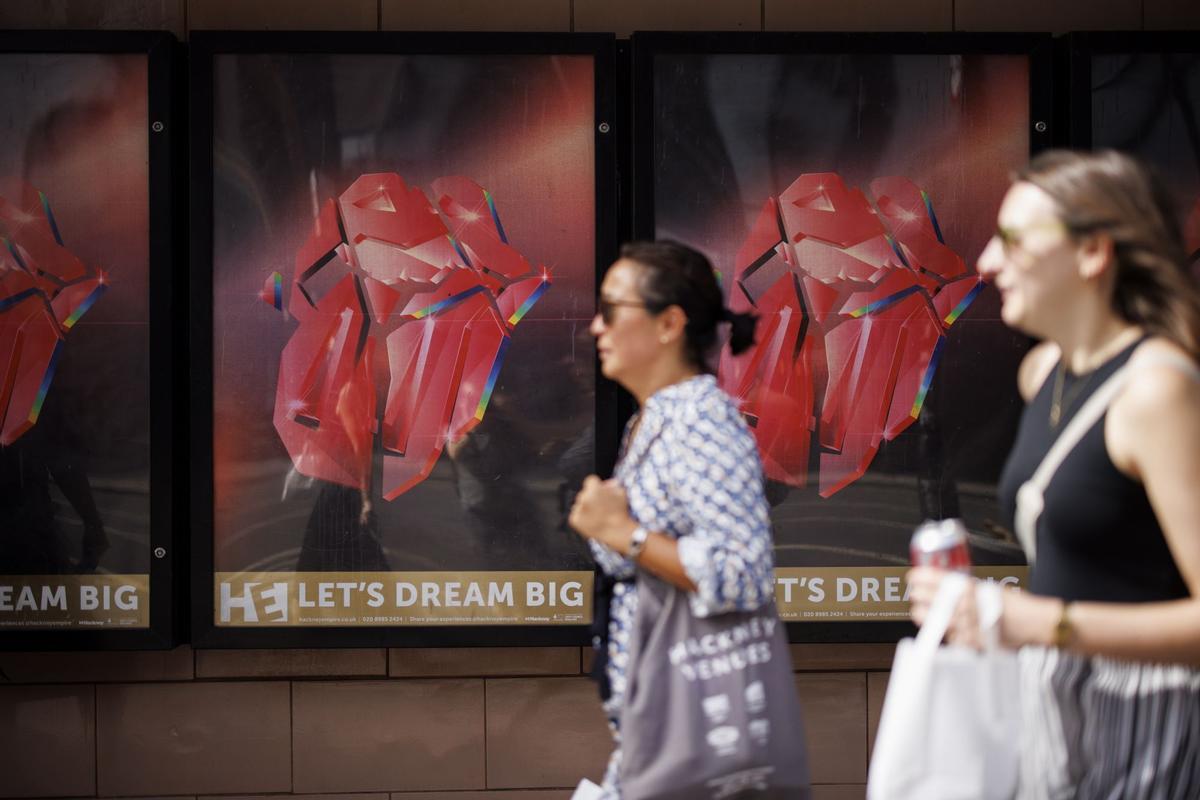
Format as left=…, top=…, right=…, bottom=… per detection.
left=265, top=174, right=549, bottom=499
left=720, top=173, right=982, bottom=497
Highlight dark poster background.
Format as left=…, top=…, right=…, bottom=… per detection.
left=0, top=50, right=152, bottom=629
left=206, top=46, right=601, bottom=630
left=1085, top=41, right=1200, bottom=274
left=642, top=39, right=1044, bottom=625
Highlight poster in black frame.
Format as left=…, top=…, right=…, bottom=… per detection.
left=1067, top=32, right=1200, bottom=276
left=632, top=32, right=1054, bottom=642
left=0, top=31, right=181, bottom=649
left=189, top=31, right=619, bottom=647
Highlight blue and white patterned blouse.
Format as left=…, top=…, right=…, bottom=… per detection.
left=589, top=374, right=775, bottom=795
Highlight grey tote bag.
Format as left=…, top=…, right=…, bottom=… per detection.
left=619, top=573, right=812, bottom=800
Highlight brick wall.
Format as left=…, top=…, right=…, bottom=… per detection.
left=0, top=644, right=893, bottom=798
left=1, top=1, right=1198, bottom=798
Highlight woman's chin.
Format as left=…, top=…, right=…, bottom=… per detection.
left=999, top=301, right=1026, bottom=332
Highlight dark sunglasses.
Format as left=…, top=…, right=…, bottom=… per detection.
left=597, top=297, right=651, bottom=325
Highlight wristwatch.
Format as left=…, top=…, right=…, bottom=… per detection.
left=627, top=526, right=649, bottom=560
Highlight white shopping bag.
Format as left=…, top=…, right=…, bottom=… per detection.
left=867, top=573, right=1020, bottom=800
left=570, top=778, right=604, bottom=800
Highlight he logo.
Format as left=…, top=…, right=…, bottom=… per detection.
left=219, top=582, right=289, bottom=623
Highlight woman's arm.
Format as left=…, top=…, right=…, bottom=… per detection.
left=569, top=476, right=697, bottom=592
left=666, top=405, right=774, bottom=617
left=911, top=352, right=1200, bottom=664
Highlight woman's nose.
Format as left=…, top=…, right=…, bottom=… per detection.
left=976, top=237, right=1003, bottom=280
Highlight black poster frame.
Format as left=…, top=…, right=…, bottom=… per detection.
left=189, top=31, right=619, bottom=648
left=630, top=31, right=1055, bottom=643
left=1065, top=31, right=1200, bottom=150
left=0, top=30, right=182, bottom=650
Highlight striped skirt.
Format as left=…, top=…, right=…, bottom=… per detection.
left=1018, top=646, right=1200, bottom=799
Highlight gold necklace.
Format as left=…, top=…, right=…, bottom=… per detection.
left=1048, top=328, right=1143, bottom=428
left=1049, top=362, right=1097, bottom=428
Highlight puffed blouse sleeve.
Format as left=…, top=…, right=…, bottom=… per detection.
left=589, top=537, right=636, bottom=579
left=668, top=398, right=775, bottom=617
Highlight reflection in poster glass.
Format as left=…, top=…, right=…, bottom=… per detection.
left=1090, top=48, right=1200, bottom=276
left=209, top=50, right=598, bottom=628
left=0, top=52, right=152, bottom=629
left=646, top=46, right=1037, bottom=622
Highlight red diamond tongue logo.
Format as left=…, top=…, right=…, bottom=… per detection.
left=719, top=173, right=982, bottom=498
left=269, top=173, right=549, bottom=499
left=0, top=180, right=106, bottom=446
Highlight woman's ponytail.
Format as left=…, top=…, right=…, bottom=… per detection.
left=725, top=309, right=758, bottom=355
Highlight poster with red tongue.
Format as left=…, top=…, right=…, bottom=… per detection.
left=198, top=37, right=610, bottom=641
left=0, top=34, right=175, bottom=642
left=637, top=36, right=1049, bottom=631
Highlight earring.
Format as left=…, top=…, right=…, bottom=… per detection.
left=660, top=336, right=669, bottom=344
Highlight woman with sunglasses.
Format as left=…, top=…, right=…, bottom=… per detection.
left=568, top=240, right=790, bottom=797
left=907, top=150, right=1200, bottom=798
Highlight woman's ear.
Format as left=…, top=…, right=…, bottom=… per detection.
left=1077, top=231, right=1116, bottom=282
left=656, top=304, right=689, bottom=345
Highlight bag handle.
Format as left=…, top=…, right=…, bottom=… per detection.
left=913, top=571, right=970, bottom=658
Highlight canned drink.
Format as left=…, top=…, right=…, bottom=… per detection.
left=909, top=518, right=972, bottom=571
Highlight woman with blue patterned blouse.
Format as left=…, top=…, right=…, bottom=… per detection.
left=568, top=241, right=783, bottom=797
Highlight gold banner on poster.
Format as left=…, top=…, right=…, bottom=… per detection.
left=774, top=567, right=1030, bottom=622
left=0, top=574, right=150, bottom=628
left=215, top=571, right=594, bottom=627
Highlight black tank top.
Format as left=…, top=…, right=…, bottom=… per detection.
left=997, top=339, right=1189, bottom=603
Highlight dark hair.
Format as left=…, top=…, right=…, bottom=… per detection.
left=1017, top=149, right=1200, bottom=359
left=618, top=240, right=756, bottom=372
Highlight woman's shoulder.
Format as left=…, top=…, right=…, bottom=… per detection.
left=1116, top=338, right=1200, bottom=411
left=1017, top=340, right=1059, bottom=402
left=1107, top=337, right=1200, bottom=475
left=647, top=376, right=734, bottom=428
left=1126, top=337, right=1200, bottom=374
left=668, top=375, right=741, bottom=420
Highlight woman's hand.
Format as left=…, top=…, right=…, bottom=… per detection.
left=569, top=475, right=636, bottom=552
left=906, top=567, right=984, bottom=649
left=909, top=567, right=1066, bottom=650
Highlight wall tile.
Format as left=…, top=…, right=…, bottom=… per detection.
left=382, top=0, right=570, bottom=32
left=96, top=682, right=291, bottom=796
left=1144, top=0, right=1200, bottom=27
left=392, top=793, right=571, bottom=799
left=766, top=0, right=952, bottom=31
left=485, top=677, right=610, bottom=788
left=581, top=646, right=594, bottom=674
left=954, top=0, right=1140, bottom=32
left=0, top=0, right=184, bottom=36
left=866, top=671, right=888, bottom=756
left=573, top=0, right=760, bottom=36
left=388, top=647, right=580, bottom=678
left=187, top=0, right=377, bottom=30
left=796, top=672, right=867, bottom=784
left=0, top=685, right=95, bottom=798
left=196, top=648, right=385, bottom=679
left=812, top=787, right=867, bottom=800
left=293, top=680, right=485, bottom=792
left=789, top=643, right=895, bottom=671
left=211, top=796, right=385, bottom=800
left=0, top=647, right=193, bottom=684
